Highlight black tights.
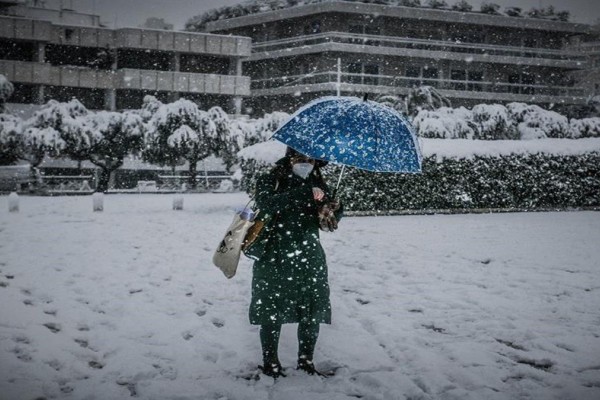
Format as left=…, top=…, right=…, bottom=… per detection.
left=260, top=322, right=320, bottom=365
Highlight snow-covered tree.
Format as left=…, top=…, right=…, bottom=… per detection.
left=0, top=74, right=14, bottom=114
left=28, top=99, right=91, bottom=168
left=86, top=111, right=145, bottom=192
left=207, top=106, right=240, bottom=173
left=144, top=98, right=218, bottom=188
left=22, top=126, right=65, bottom=183
left=0, top=113, right=23, bottom=165
left=406, top=86, right=451, bottom=118
left=139, top=95, right=163, bottom=123
left=244, top=111, right=290, bottom=146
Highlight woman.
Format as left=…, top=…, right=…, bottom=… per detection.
left=247, top=147, right=343, bottom=378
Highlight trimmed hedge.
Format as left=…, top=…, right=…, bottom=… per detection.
left=241, top=152, right=600, bottom=212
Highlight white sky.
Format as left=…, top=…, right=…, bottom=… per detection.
left=51, top=0, right=600, bottom=28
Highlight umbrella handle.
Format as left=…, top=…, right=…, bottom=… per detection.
left=333, top=164, right=346, bottom=199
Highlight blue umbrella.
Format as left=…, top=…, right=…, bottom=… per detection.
left=272, top=95, right=422, bottom=192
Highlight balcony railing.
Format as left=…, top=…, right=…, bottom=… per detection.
left=251, top=71, right=585, bottom=97
left=252, top=32, right=586, bottom=62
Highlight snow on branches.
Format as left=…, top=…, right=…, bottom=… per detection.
left=414, top=102, right=593, bottom=140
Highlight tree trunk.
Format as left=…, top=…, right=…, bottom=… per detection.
left=188, top=160, right=197, bottom=189
left=96, top=168, right=112, bottom=192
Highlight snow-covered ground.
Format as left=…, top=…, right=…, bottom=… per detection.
left=1, top=193, right=599, bottom=400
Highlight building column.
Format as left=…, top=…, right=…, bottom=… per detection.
left=107, top=49, right=118, bottom=110
left=231, top=96, right=242, bottom=115
left=229, top=57, right=244, bottom=115
left=170, top=53, right=181, bottom=102
left=105, top=89, right=116, bottom=111
left=36, top=43, right=46, bottom=62
left=36, top=85, right=45, bottom=105
left=171, top=53, right=181, bottom=72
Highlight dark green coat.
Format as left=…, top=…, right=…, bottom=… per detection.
left=247, top=159, right=342, bottom=326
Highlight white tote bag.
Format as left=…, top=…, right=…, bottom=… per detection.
left=212, top=212, right=255, bottom=279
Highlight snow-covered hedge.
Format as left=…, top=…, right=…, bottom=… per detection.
left=185, top=0, right=570, bottom=32
left=239, top=138, right=600, bottom=211
left=414, top=103, right=599, bottom=140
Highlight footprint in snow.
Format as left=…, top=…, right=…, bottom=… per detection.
left=74, top=338, right=89, bottom=349
left=43, top=322, right=61, bottom=333
left=88, top=360, right=105, bottom=370
left=212, top=318, right=225, bottom=328
left=152, top=363, right=177, bottom=380
left=12, top=334, right=31, bottom=345
left=195, top=309, right=207, bottom=317
left=12, top=346, right=33, bottom=362
left=117, top=379, right=138, bottom=397
left=45, top=359, right=63, bottom=371
left=182, top=331, right=194, bottom=341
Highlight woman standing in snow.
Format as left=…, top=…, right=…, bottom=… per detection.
left=245, top=147, right=342, bottom=378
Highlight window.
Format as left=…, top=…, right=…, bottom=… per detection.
left=347, top=62, right=362, bottom=84
left=508, top=74, right=521, bottom=94
left=467, top=71, right=483, bottom=91
left=365, top=26, right=381, bottom=36
left=508, top=73, right=535, bottom=95
left=345, top=62, right=379, bottom=85
left=523, top=38, right=537, bottom=48
left=405, top=66, right=420, bottom=77
left=521, top=73, right=535, bottom=95
left=304, top=20, right=321, bottom=35
left=363, top=64, right=380, bottom=85
left=349, top=24, right=380, bottom=35
left=405, top=66, right=439, bottom=87
left=451, top=69, right=467, bottom=90
left=422, top=67, right=438, bottom=80
left=64, top=28, right=74, bottom=41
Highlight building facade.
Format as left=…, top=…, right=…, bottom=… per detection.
left=0, top=2, right=251, bottom=114
left=203, top=1, right=594, bottom=115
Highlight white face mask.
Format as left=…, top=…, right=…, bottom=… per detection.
left=292, top=163, right=314, bottom=179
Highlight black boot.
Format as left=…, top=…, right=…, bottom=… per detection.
left=259, top=362, right=286, bottom=379
left=297, top=357, right=321, bottom=376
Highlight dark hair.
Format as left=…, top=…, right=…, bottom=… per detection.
left=285, top=146, right=328, bottom=168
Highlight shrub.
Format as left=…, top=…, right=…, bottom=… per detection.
left=480, top=3, right=501, bottom=15
left=569, top=118, right=600, bottom=138
left=452, top=0, right=473, bottom=12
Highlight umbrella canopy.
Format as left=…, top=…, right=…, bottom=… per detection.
left=271, top=96, right=422, bottom=173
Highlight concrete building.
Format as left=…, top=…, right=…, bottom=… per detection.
left=202, top=1, right=594, bottom=115
left=0, top=1, right=251, bottom=114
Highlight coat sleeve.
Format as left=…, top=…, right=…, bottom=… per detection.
left=254, top=173, right=314, bottom=218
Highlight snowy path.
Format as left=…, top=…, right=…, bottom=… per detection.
left=0, top=193, right=599, bottom=400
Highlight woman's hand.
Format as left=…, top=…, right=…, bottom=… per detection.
left=312, top=187, right=325, bottom=201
